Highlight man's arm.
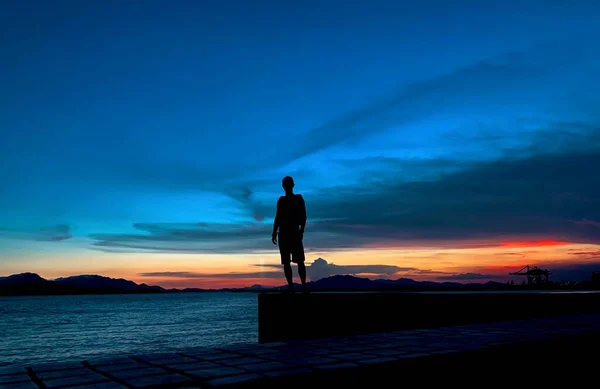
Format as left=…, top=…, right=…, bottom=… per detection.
left=272, top=197, right=281, bottom=237
left=299, top=195, right=306, bottom=233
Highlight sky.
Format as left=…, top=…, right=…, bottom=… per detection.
left=2, top=0, right=600, bottom=288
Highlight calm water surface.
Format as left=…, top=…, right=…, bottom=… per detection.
left=2, top=289, right=597, bottom=366
left=0, top=292, right=257, bottom=366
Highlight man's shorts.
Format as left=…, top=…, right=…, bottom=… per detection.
left=278, top=230, right=305, bottom=265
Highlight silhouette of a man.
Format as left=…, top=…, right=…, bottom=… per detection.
left=272, top=176, right=307, bottom=291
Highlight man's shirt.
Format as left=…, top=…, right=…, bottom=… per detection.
left=275, top=194, right=306, bottom=234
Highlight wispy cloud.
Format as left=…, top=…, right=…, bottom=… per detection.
left=140, top=257, right=413, bottom=281
left=0, top=224, right=72, bottom=242
left=280, top=37, right=600, bottom=164
left=569, top=251, right=600, bottom=258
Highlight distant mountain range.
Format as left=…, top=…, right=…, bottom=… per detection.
left=0, top=272, right=518, bottom=296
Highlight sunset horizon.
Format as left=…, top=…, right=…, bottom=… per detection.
left=4, top=238, right=600, bottom=289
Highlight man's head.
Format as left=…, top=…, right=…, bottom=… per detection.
left=282, top=176, right=295, bottom=192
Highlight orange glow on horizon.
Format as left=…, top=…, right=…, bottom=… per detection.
left=4, top=238, right=600, bottom=288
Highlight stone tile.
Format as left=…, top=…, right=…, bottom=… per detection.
left=429, top=349, right=461, bottom=355
left=130, top=352, right=179, bottom=361
left=277, top=346, right=316, bottom=355
left=0, top=381, right=40, bottom=389
left=122, top=372, right=194, bottom=388
left=239, top=361, right=290, bottom=373
left=395, top=352, right=432, bottom=360
left=303, top=357, right=338, bottom=366
left=442, top=343, right=481, bottom=352
left=427, top=342, right=463, bottom=349
left=284, top=339, right=319, bottom=345
left=241, top=348, right=278, bottom=356
left=264, top=368, right=312, bottom=378
left=262, top=349, right=320, bottom=360
left=336, top=346, right=373, bottom=353
left=312, top=341, right=345, bottom=349
left=256, top=352, right=305, bottom=361
left=217, top=344, right=261, bottom=354
left=373, top=342, right=399, bottom=349
left=260, top=342, right=287, bottom=348
left=314, top=362, right=357, bottom=371
left=207, top=373, right=264, bottom=387
left=185, top=366, right=246, bottom=379
left=356, top=356, right=398, bottom=365
left=42, top=374, right=110, bottom=389
left=0, top=366, right=28, bottom=376
left=67, top=383, right=128, bottom=389
left=35, top=368, right=95, bottom=381
left=185, top=352, right=241, bottom=362
left=29, top=362, right=84, bottom=373
left=328, top=353, right=374, bottom=361
left=443, top=335, right=467, bottom=340
left=0, top=373, right=32, bottom=385
left=400, top=347, right=435, bottom=354
left=160, top=360, right=221, bottom=371
left=85, top=357, right=137, bottom=367
left=94, top=362, right=150, bottom=374
left=371, top=349, right=408, bottom=357
left=300, top=348, right=334, bottom=356
left=107, top=367, right=170, bottom=381
left=135, top=354, right=196, bottom=365
left=386, top=341, right=424, bottom=348
left=220, top=357, right=266, bottom=367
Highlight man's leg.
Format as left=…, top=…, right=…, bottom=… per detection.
left=294, top=238, right=307, bottom=289
left=297, top=261, right=307, bottom=287
left=280, top=239, right=294, bottom=290
left=283, top=262, right=293, bottom=289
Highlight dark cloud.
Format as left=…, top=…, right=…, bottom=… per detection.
left=407, top=269, right=454, bottom=276
left=89, top=222, right=273, bottom=254
left=0, top=224, right=72, bottom=242
left=570, top=251, right=600, bottom=256
left=224, top=186, right=267, bottom=222
left=39, top=224, right=72, bottom=241
left=437, top=273, right=506, bottom=281
left=284, top=37, right=600, bottom=163
left=89, top=132, right=600, bottom=254
left=140, top=257, right=412, bottom=281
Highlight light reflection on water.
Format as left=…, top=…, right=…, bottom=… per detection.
left=0, top=292, right=257, bottom=366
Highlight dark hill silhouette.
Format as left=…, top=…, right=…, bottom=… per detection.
left=55, top=275, right=143, bottom=291
left=1, top=272, right=577, bottom=296
left=279, top=274, right=500, bottom=291
left=0, top=272, right=46, bottom=285
left=0, top=273, right=166, bottom=296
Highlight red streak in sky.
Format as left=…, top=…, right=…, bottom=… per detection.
left=499, top=240, right=568, bottom=248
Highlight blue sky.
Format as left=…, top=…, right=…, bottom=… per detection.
left=2, top=0, right=600, bottom=286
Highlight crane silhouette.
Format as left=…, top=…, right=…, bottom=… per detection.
left=509, top=265, right=551, bottom=285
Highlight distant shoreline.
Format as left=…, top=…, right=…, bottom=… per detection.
left=2, top=272, right=599, bottom=297
left=3, top=285, right=600, bottom=297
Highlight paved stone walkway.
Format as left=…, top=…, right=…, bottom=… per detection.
left=2, top=314, right=600, bottom=389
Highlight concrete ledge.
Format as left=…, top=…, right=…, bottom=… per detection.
left=4, top=314, right=600, bottom=388
left=258, top=291, right=600, bottom=342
